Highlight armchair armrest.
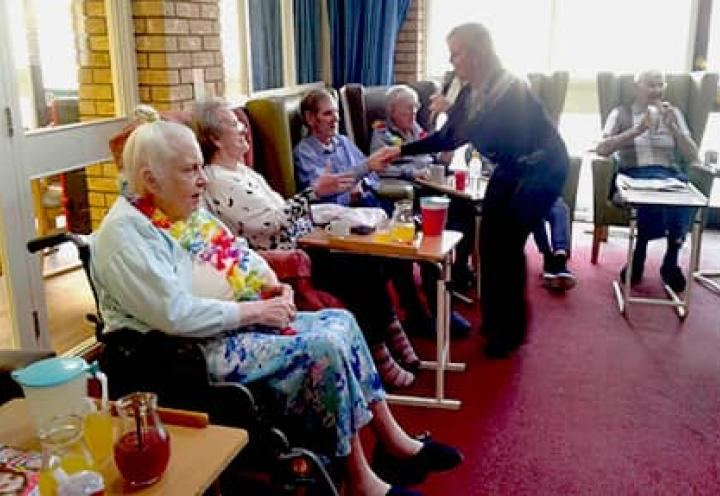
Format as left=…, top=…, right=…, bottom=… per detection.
left=258, top=249, right=344, bottom=311
left=374, top=178, right=414, bottom=201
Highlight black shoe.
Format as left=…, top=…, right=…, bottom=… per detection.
left=373, top=434, right=463, bottom=487
left=548, top=253, right=576, bottom=291
left=660, top=264, right=686, bottom=293
left=483, top=341, right=515, bottom=359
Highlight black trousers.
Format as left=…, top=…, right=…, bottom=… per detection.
left=480, top=158, right=567, bottom=350
left=307, top=250, right=393, bottom=347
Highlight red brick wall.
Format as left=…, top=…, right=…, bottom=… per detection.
left=394, top=0, right=426, bottom=83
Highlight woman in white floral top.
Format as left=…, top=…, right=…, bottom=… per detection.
left=191, top=99, right=422, bottom=390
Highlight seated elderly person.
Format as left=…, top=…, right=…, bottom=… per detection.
left=369, top=85, right=434, bottom=180
left=294, top=88, right=388, bottom=208
left=91, top=110, right=462, bottom=495
left=190, top=98, right=420, bottom=389
left=596, top=69, right=699, bottom=292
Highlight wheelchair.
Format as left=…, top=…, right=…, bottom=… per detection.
left=27, top=232, right=341, bottom=495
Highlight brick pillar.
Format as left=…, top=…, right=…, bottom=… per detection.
left=75, top=0, right=115, bottom=120
left=394, top=0, right=425, bottom=83
left=133, top=0, right=224, bottom=111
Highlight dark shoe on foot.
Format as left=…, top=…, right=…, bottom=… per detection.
left=548, top=253, right=576, bottom=291
left=541, top=253, right=557, bottom=286
left=373, top=434, right=463, bottom=487
left=386, top=486, right=423, bottom=496
left=660, top=264, right=686, bottom=293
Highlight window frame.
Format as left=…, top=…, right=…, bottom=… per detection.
left=224, top=0, right=324, bottom=103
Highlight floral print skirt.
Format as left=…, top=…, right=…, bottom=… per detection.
left=201, top=308, right=385, bottom=457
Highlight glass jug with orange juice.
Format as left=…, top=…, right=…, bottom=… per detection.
left=390, top=200, right=416, bottom=244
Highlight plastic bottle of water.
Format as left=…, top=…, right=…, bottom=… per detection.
left=468, top=150, right=482, bottom=190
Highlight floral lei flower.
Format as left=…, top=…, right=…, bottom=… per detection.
left=132, top=195, right=265, bottom=301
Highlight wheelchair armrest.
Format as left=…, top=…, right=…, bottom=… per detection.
left=208, top=382, right=260, bottom=429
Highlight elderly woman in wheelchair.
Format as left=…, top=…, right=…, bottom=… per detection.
left=90, top=109, right=461, bottom=496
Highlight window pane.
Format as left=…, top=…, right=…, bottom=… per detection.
left=427, top=0, right=693, bottom=77
left=294, top=0, right=322, bottom=84
left=8, top=0, right=118, bottom=130
left=220, top=0, right=243, bottom=98
left=249, top=0, right=284, bottom=91
left=708, top=2, right=720, bottom=72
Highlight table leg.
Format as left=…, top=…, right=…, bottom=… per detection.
left=613, top=207, right=637, bottom=316
left=386, top=258, right=465, bottom=410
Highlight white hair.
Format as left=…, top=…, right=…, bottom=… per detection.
left=122, top=109, right=198, bottom=196
left=635, top=69, right=665, bottom=85
left=385, top=85, right=419, bottom=115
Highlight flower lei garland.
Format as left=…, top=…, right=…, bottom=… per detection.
left=132, top=195, right=265, bottom=301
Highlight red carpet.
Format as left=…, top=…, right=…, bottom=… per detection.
left=389, top=226, right=720, bottom=495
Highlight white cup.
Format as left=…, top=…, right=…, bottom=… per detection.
left=429, top=164, right=446, bottom=184
left=325, top=219, right=352, bottom=236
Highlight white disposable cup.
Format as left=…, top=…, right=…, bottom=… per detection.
left=325, top=219, right=352, bottom=236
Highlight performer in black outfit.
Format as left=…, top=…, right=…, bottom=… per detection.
left=375, top=23, right=569, bottom=358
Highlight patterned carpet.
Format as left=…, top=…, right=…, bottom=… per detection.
left=387, top=225, right=720, bottom=495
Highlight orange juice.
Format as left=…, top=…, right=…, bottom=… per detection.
left=374, top=230, right=392, bottom=243
left=391, top=222, right=415, bottom=243
left=84, top=411, right=114, bottom=464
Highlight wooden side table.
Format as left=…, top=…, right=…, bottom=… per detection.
left=299, top=229, right=466, bottom=409
left=0, top=399, right=248, bottom=495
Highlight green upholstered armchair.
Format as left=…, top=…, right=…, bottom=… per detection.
left=245, top=94, right=305, bottom=199
left=590, top=71, right=719, bottom=264
left=527, top=71, right=569, bottom=126
left=526, top=71, right=581, bottom=255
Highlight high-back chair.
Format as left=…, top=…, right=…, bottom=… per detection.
left=590, top=71, right=718, bottom=264
left=339, top=81, right=440, bottom=155
left=245, top=94, right=306, bottom=199
left=526, top=71, right=581, bottom=254
left=247, top=87, right=412, bottom=201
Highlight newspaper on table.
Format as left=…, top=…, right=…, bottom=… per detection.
left=615, top=174, right=689, bottom=192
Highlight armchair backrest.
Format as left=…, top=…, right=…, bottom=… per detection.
left=597, top=71, right=719, bottom=145
left=340, top=81, right=441, bottom=154
left=244, top=86, right=338, bottom=198
left=527, top=71, right=569, bottom=126
left=245, top=95, right=304, bottom=198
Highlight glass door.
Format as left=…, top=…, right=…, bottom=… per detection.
left=0, top=0, right=136, bottom=352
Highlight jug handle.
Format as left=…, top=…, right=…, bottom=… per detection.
left=87, top=361, right=109, bottom=411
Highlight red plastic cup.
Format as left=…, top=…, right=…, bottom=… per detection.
left=454, top=169, right=468, bottom=191
left=420, top=197, right=450, bottom=236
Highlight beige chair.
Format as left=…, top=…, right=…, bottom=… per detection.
left=526, top=72, right=581, bottom=255
left=591, top=71, right=719, bottom=264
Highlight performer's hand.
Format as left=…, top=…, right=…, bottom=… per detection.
left=429, top=93, right=452, bottom=115
left=367, top=146, right=401, bottom=171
